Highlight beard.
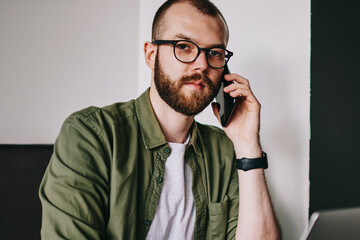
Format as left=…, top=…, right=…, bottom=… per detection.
left=154, top=54, right=220, bottom=116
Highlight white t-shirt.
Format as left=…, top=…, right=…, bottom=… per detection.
left=146, top=137, right=195, bottom=240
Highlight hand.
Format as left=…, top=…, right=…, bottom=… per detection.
left=212, top=73, right=262, bottom=158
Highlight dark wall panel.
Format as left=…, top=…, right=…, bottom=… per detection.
left=310, top=0, right=360, bottom=215
left=0, top=145, right=52, bottom=240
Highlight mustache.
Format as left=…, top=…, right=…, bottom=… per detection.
left=179, top=73, right=214, bottom=88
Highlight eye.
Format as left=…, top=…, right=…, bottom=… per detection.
left=209, top=49, right=224, bottom=58
left=176, top=43, right=190, bottom=51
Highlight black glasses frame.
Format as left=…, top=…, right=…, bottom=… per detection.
left=152, top=39, right=233, bottom=69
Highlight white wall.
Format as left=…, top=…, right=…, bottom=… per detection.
left=138, top=0, right=310, bottom=239
left=0, top=0, right=140, bottom=143
left=1, top=0, right=310, bottom=239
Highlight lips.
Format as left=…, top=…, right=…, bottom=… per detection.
left=185, top=80, right=205, bottom=88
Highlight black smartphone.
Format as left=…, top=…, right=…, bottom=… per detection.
left=215, top=65, right=236, bottom=127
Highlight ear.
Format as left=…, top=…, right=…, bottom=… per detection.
left=144, top=41, right=157, bottom=70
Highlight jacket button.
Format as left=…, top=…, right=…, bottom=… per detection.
left=164, top=147, right=170, bottom=154
left=144, top=219, right=151, bottom=226
left=156, top=177, right=163, bottom=183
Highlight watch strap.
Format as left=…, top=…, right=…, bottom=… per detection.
left=236, top=152, right=268, bottom=171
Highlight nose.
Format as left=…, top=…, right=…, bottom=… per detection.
left=192, top=50, right=208, bottom=72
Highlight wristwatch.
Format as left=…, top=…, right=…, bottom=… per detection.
left=236, top=152, right=268, bottom=171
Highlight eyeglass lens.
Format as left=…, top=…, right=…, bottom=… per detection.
left=174, top=41, right=227, bottom=68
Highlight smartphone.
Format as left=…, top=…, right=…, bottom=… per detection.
left=215, top=65, right=236, bottom=127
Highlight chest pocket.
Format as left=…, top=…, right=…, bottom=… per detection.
left=208, top=195, right=229, bottom=240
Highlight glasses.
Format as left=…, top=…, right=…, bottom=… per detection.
left=152, top=39, right=233, bottom=69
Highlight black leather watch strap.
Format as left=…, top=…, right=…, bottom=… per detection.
left=236, top=152, right=268, bottom=171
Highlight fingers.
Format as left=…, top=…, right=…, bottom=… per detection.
left=222, top=73, right=259, bottom=105
left=224, top=84, right=252, bottom=98
left=223, top=74, right=252, bottom=99
left=224, top=73, right=250, bottom=87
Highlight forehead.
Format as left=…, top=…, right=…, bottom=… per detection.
left=160, top=2, right=228, bottom=47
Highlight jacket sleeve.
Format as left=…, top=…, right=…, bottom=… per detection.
left=225, top=159, right=239, bottom=240
left=39, top=111, right=110, bottom=240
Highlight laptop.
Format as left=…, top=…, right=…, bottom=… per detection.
left=301, top=207, right=360, bottom=240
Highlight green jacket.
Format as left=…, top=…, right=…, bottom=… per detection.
left=39, top=89, right=239, bottom=240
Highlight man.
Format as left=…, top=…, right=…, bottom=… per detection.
left=39, top=0, right=280, bottom=239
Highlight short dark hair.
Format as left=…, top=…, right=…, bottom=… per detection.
left=151, top=0, right=229, bottom=42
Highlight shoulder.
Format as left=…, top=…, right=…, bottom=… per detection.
left=196, top=122, right=225, bottom=135
left=57, top=99, right=138, bottom=147
left=195, top=122, right=234, bottom=151
left=66, top=99, right=137, bottom=127
left=196, top=122, right=230, bottom=140
left=55, top=99, right=138, bottom=158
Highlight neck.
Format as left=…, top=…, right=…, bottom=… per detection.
left=149, top=86, right=194, bottom=143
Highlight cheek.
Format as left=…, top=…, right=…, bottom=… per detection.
left=159, top=53, right=187, bottom=79
left=211, top=71, right=223, bottom=85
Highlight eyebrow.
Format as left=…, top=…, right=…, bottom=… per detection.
left=174, top=33, right=226, bottom=49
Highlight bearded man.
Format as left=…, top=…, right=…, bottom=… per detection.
left=39, top=0, right=280, bottom=239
